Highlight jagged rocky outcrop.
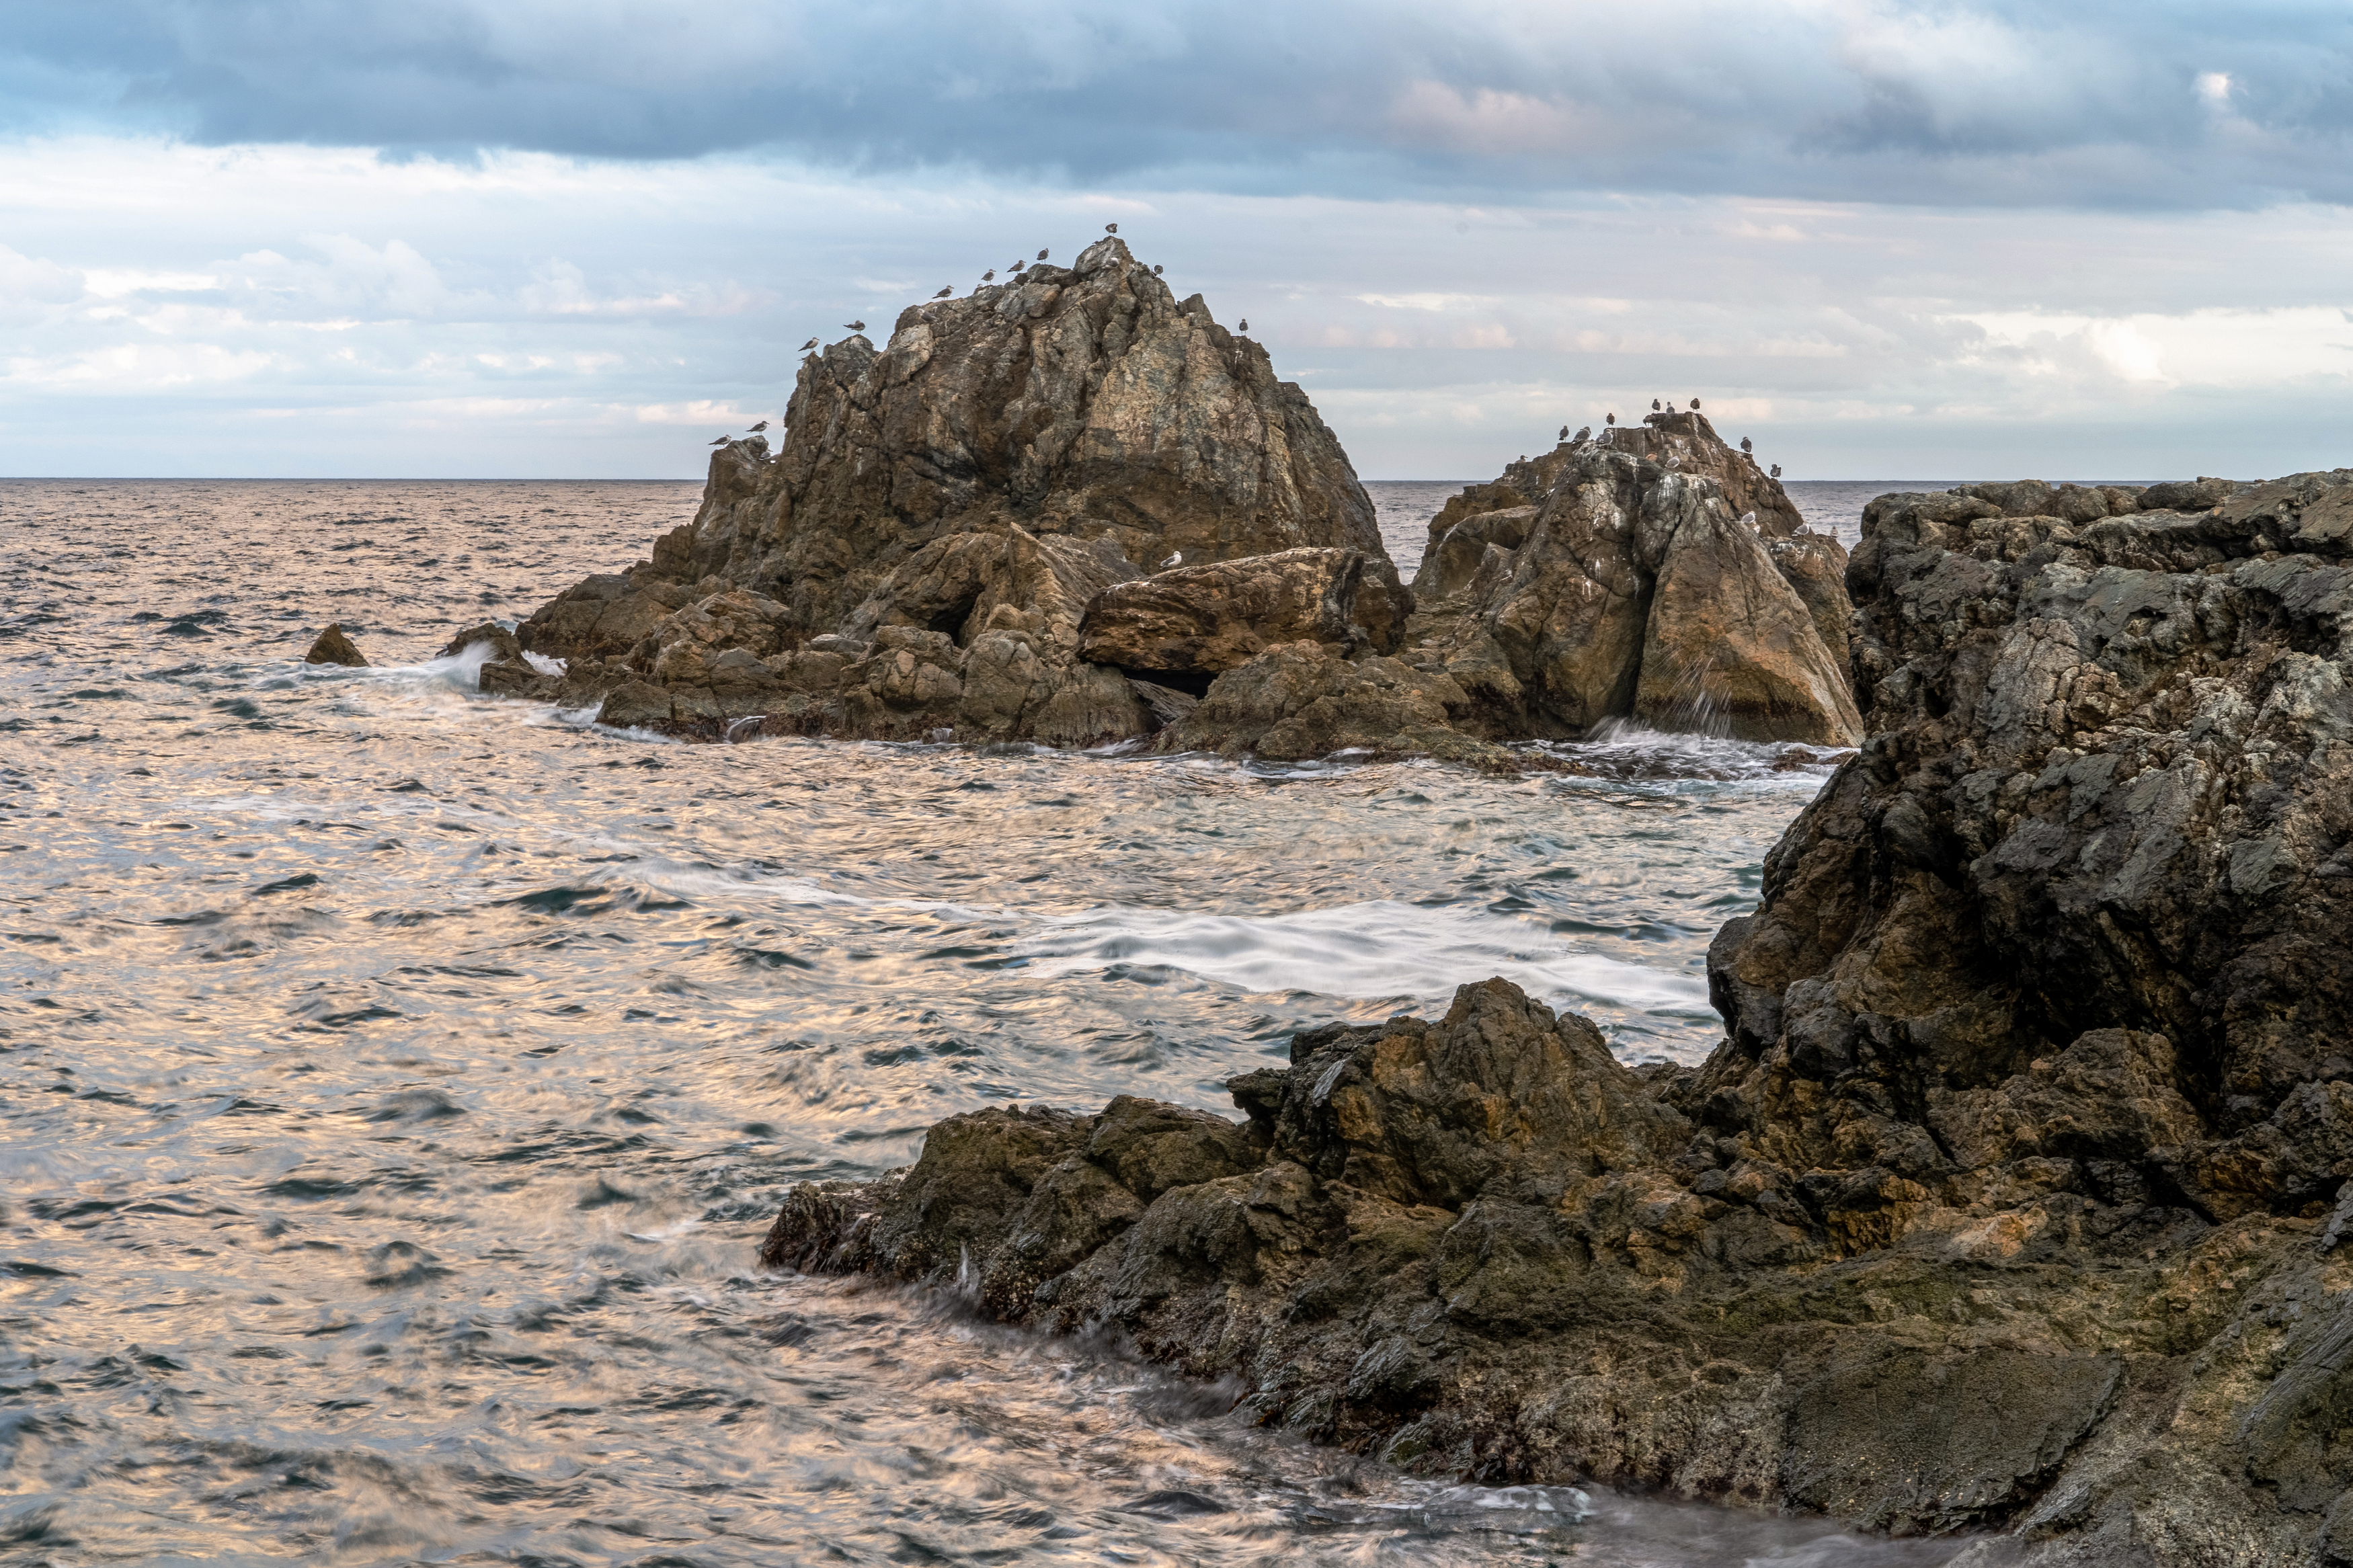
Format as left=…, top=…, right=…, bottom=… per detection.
left=1396, top=411, right=1862, bottom=746
left=763, top=467, right=2353, bottom=1565
left=473, top=247, right=1864, bottom=759
left=483, top=237, right=1412, bottom=748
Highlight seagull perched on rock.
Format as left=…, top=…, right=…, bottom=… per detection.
left=1605, top=412, right=1616, bottom=425
left=1152, top=263, right=1163, bottom=275
left=1036, top=247, right=1049, bottom=260
left=709, top=436, right=729, bottom=446
left=1741, top=437, right=1753, bottom=454
left=1574, top=425, right=1591, bottom=442
left=1770, top=463, right=1782, bottom=479
left=1159, top=549, right=1181, bottom=569
left=1238, top=317, right=1248, bottom=332
left=1558, top=425, right=1569, bottom=440
left=799, top=337, right=817, bottom=352
left=1650, top=399, right=1661, bottom=411
left=1105, top=222, right=1119, bottom=234
left=1690, top=398, right=1701, bottom=410
left=844, top=320, right=865, bottom=331
left=748, top=419, right=768, bottom=433
left=933, top=286, right=952, bottom=299
left=982, top=269, right=995, bottom=281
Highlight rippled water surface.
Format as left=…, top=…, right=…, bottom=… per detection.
left=0, top=479, right=1962, bottom=1566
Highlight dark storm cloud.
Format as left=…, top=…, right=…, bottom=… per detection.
left=5, top=0, right=2350, bottom=207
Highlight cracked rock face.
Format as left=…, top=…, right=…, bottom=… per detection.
left=1400, top=415, right=1862, bottom=745
left=762, top=466, right=2353, bottom=1565
left=1076, top=546, right=1411, bottom=677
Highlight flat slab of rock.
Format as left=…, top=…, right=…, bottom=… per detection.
left=1077, top=547, right=1410, bottom=676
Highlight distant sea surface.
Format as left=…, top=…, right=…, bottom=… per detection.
left=0, top=477, right=1968, bottom=1567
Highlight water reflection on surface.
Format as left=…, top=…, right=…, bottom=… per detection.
left=0, top=479, right=1956, bottom=1565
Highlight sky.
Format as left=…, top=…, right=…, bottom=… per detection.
left=1, top=1, right=2350, bottom=481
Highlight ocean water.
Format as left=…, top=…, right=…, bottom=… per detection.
left=0, top=478, right=1968, bottom=1566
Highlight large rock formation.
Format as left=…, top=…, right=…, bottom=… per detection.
left=487, top=237, right=1410, bottom=748
left=1398, top=412, right=1864, bottom=746
left=762, top=468, right=2353, bottom=1565
left=475, top=250, right=1864, bottom=759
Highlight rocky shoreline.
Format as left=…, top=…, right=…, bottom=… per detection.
left=324, top=237, right=2353, bottom=1561
left=762, top=466, right=2353, bottom=1566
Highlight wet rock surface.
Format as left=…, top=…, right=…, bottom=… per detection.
left=765, top=467, right=2353, bottom=1565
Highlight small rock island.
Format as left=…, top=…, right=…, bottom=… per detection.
left=477, top=236, right=1863, bottom=758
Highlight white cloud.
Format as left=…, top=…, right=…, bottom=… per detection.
left=1, top=136, right=2350, bottom=482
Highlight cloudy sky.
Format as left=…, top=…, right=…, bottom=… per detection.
left=2, top=1, right=2349, bottom=480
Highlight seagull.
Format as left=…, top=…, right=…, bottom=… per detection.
left=1574, top=425, right=1591, bottom=442
left=748, top=419, right=768, bottom=433
left=1036, top=248, right=1049, bottom=260
left=1770, top=464, right=1782, bottom=479
left=1238, top=317, right=1248, bottom=331
left=1159, top=550, right=1181, bottom=569
left=709, top=436, right=729, bottom=446
left=1558, top=425, right=1569, bottom=440
left=982, top=269, right=995, bottom=281
left=1152, top=264, right=1163, bottom=275
left=1690, top=398, right=1701, bottom=410
left=933, top=286, right=952, bottom=299
left=799, top=337, right=817, bottom=351
left=844, top=320, right=865, bottom=331
left=1651, top=399, right=1661, bottom=411
left=1605, top=412, right=1616, bottom=425
left=1106, top=222, right=1119, bottom=234
left=1741, top=437, right=1753, bottom=453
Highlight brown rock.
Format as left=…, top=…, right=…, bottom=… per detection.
left=1631, top=480, right=1864, bottom=744
left=1076, top=547, right=1410, bottom=675
left=303, top=623, right=367, bottom=666
left=1406, top=427, right=1859, bottom=745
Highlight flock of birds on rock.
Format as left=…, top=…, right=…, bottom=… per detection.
left=1555, top=399, right=1786, bottom=481
left=700, top=224, right=1253, bottom=452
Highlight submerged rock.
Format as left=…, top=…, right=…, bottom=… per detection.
left=764, top=464, right=2353, bottom=1563
left=303, top=623, right=367, bottom=667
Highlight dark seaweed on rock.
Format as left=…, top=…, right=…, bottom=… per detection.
left=764, top=467, right=2353, bottom=1565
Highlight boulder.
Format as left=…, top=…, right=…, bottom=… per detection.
left=1156, top=642, right=1477, bottom=762
left=303, top=623, right=366, bottom=667
left=438, top=622, right=524, bottom=663
left=1631, top=480, right=1864, bottom=744
left=1076, top=547, right=1411, bottom=677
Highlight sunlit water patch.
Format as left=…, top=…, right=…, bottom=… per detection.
left=0, top=479, right=1962, bottom=1565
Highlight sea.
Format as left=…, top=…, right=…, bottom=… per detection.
left=0, top=477, right=1973, bottom=1567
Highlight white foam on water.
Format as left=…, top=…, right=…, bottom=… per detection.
left=1016, top=898, right=1714, bottom=1017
